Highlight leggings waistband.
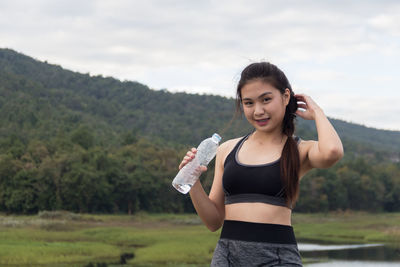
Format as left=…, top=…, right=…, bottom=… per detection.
left=220, top=220, right=297, bottom=244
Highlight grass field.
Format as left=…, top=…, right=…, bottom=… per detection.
left=0, top=211, right=399, bottom=266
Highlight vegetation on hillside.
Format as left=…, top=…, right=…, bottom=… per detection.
left=0, top=48, right=399, bottom=214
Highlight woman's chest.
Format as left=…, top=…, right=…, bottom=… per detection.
left=237, top=143, right=283, bottom=166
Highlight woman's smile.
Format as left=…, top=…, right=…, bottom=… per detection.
left=255, top=118, right=270, bottom=126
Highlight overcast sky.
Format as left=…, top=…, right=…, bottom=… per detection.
left=1, top=0, right=399, bottom=131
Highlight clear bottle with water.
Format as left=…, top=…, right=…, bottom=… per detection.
left=172, top=133, right=222, bottom=194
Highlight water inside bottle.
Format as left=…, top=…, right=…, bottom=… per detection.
left=172, top=133, right=222, bottom=194
left=173, top=183, right=192, bottom=194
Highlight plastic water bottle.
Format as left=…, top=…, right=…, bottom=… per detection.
left=172, top=133, right=222, bottom=194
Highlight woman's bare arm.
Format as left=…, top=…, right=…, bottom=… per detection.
left=295, top=94, right=344, bottom=169
left=182, top=144, right=227, bottom=232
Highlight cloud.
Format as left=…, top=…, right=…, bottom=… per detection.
left=368, top=12, right=400, bottom=36
left=317, top=94, right=399, bottom=131
left=0, top=0, right=399, bottom=130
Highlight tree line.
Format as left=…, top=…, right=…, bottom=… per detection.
left=0, top=131, right=399, bottom=214
left=0, top=48, right=399, bottom=214
left=0, top=130, right=191, bottom=214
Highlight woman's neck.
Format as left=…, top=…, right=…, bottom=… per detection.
left=250, top=130, right=287, bottom=146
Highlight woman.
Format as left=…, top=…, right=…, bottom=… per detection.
left=179, top=62, right=344, bottom=266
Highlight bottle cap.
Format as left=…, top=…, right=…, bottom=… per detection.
left=212, top=133, right=222, bottom=143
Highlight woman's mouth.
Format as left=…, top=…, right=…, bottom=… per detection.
left=255, top=118, right=270, bottom=126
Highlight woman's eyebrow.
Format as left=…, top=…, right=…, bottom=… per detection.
left=242, top=92, right=272, bottom=101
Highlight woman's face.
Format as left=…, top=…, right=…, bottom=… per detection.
left=240, top=80, right=290, bottom=133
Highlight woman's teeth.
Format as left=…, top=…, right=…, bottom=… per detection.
left=257, top=118, right=269, bottom=122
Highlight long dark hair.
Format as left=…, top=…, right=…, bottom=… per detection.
left=235, top=62, right=300, bottom=207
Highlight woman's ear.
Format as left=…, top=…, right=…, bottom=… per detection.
left=284, top=88, right=291, bottom=106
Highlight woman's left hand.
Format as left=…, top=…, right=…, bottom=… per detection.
left=294, top=94, right=323, bottom=120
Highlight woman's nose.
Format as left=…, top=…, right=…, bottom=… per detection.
left=254, top=103, right=265, bottom=115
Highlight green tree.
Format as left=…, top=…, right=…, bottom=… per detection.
left=70, top=126, right=94, bottom=150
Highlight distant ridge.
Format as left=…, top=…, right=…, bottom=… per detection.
left=0, top=48, right=399, bottom=160
left=1, top=48, right=400, bottom=215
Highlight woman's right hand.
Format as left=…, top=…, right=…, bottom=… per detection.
left=178, top=148, right=208, bottom=173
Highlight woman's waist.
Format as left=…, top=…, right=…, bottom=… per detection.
left=219, top=219, right=297, bottom=244
left=225, top=202, right=292, bottom=226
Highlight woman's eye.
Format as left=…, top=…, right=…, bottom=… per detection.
left=263, top=98, right=271, bottom=102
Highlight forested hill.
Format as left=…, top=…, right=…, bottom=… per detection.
left=1, top=48, right=399, bottom=157
left=0, top=48, right=250, bottom=148
left=0, top=48, right=399, bottom=214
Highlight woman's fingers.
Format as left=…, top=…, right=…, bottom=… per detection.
left=193, top=165, right=207, bottom=176
left=179, top=148, right=197, bottom=170
left=294, top=93, right=324, bottom=121
left=297, top=103, right=307, bottom=109
left=295, top=94, right=312, bottom=105
left=187, top=148, right=197, bottom=157
left=295, top=94, right=307, bottom=103
left=294, top=93, right=305, bottom=100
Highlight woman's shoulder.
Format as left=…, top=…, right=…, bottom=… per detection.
left=217, top=136, right=245, bottom=156
left=215, top=136, right=244, bottom=166
left=294, top=137, right=318, bottom=168
left=295, top=136, right=317, bottom=149
left=220, top=136, right=244, bottom=149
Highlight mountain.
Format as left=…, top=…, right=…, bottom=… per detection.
left=0, top=48, right=251, bottom=147
left=0, top=48, right=399, bottom=160
left=1, top=48, right=399, bottom=214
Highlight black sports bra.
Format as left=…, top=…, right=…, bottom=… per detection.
left=222, top=133, right=301, bottom=209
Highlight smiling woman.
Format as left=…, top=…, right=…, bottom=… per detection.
left=178, top=61, right=344, bottom=266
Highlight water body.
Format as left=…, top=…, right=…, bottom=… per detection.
left=307, top=261, right=400, bottom=267
left=298, top=242, right=400, bottom=266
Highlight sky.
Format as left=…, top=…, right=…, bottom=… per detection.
left=1, top=0, right=399, bottom=131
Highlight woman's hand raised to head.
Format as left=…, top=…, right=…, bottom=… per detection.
left=294, top=94, right=323, bottom=120
left=178, top=148, right=208, bottom=173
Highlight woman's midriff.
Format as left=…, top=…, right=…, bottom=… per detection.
left=224, top=202, right=292, bottom=226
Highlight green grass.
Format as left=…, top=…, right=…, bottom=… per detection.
left=0, top=211, right=399, bottom=266
left=293, top=211, right=400, bottom=244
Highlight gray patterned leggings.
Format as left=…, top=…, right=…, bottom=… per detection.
left=211, top=238, right=302, bottom=266
left=210, top=220, right=303, bottom=266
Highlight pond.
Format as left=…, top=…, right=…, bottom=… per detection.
left=298, top=242, right=400, bottom=266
